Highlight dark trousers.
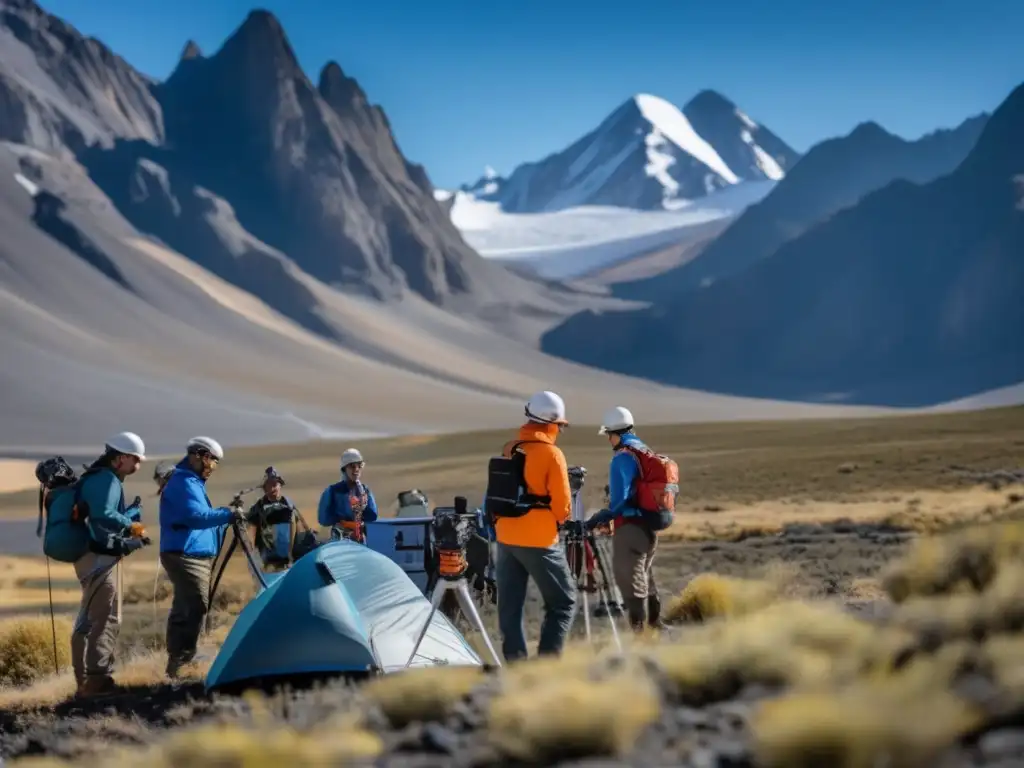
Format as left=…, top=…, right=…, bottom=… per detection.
left=160, top=552, right=213, bottom=675
left=495, top=542, right=577, bottom=662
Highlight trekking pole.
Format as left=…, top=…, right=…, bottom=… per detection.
left=44, top=554, right=59, bottom=675
left=36, top=485, right=61, bottom=675
left=152, top=545, right=162, bottom=621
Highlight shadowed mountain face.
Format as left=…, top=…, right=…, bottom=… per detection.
left=681, top=89, right=800, bottom=184
left=630, top=112, right=989, bottom=304
left=0, top=0, right=162, bottom=154
left=2, top=2, right=579, bottom=323
left=0, top=1, right=622, bottom=356
left=143, top=11, right=528, bottom=305
left=541, top=82, right=1024, bottom=407
left=77, top=142, right=339, bottom=339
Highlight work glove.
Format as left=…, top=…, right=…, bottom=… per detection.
left=118, top=536, right=150, bottom=555
left=583, top=516, right=600, bottom=532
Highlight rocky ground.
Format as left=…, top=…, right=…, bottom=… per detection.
left=4, top=507, right=1024, bottom=768
left=1, top=635, right=1022, bottom=768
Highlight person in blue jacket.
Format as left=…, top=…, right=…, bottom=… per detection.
left=159, top=435, right=243, bottom=679
left=317, top=448, right=378, bottom=542
left=584, top=407, right=665, bottom=632
left=71, top=431, right=149, bottom=698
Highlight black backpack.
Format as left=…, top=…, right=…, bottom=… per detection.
left=484, top=440, right=552, bottom=523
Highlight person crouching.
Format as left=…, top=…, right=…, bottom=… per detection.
left=158, top=436, right=244, bottom=679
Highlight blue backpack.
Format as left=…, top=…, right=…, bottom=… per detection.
left=34, top=457, right=94, bottom=563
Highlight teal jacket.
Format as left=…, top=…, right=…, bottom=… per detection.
left=79, top=467, right=135, bottom=556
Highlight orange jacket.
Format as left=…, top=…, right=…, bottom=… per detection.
left=495, top=422, right=572, bottom=548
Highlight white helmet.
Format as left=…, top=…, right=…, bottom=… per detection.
left=340, top=448, right=364, bottom=469
left=598, top=406, right=634, bottom=435
left=187, top=436, right=224, bottom=460
left=525, top=390, right=568, bottom=426
left=105, top=431, right=146, bottom=459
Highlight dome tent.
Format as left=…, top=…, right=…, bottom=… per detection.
left=205, top=539, right=482, bottom=693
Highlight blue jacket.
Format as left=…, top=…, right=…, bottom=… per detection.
left=589, top=433, right=647, bottom=527
left=79, top=467, right=135, bottom=556
left=159, top=459, right=235, bottom=557
left=317, top=479, right=378, bottom=527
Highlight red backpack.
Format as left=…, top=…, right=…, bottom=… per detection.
left=620, top=443, right=679, bottom=531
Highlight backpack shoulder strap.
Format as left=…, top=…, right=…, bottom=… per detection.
left=286, top=497, right=311, bottom=532
left=511, top=440, right=553, bottom=506
left=71, top=469, right=95, bottom=511
left=504, top=439, right=543, bottom=458
left=252, top=498, right=267, bottom=525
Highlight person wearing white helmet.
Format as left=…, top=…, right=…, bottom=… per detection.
left=159, top=435, right=244, bottom=679
left=70, top=431, right=150, bottom=698
left=585, top=406, right=677, bottom=632
left=487, top=390, right=576, bottom=662
left=317, top=447, right=379, bottom=543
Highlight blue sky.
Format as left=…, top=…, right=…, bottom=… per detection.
left=40, top=0, right=1023, bottom=190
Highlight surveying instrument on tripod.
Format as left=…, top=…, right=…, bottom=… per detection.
left=405, top=495, right=502, bottom=669
left=205, top=486, right=271, bottom=635
left=563, top=466, right=622, bottom=651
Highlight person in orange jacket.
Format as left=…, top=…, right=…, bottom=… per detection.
left=491, top=391, right=577, bottom=662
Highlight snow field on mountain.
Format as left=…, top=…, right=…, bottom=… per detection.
left=442, top=180, right=775, bottom=279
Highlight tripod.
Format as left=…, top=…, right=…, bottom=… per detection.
left=405, top=550, right=503, bottom=669
left=589, top=535, right=624, bottom=619
left=564, top=484, right=623, bottom=651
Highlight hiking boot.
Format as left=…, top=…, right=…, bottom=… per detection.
left=76, top=675, right=118, bottom=698
left=166, top=655, right=192, bottom=680
left=626, top=600, right=647, bottom=634
left=594, top=601, right=624, bottom=617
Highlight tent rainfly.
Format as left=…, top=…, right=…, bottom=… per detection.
left=205, top=539, right=483, bottom=692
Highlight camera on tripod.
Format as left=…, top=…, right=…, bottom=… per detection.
left=430, top=495, right=473, bottom=581
left=562, top=519, right=585, bottom=539
left=568, top=465, right=587, bottom=493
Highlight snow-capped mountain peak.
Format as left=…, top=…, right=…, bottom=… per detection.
left=457, top=90, right=800, bottom=214
left=633, top=93, right=741, bottom=187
